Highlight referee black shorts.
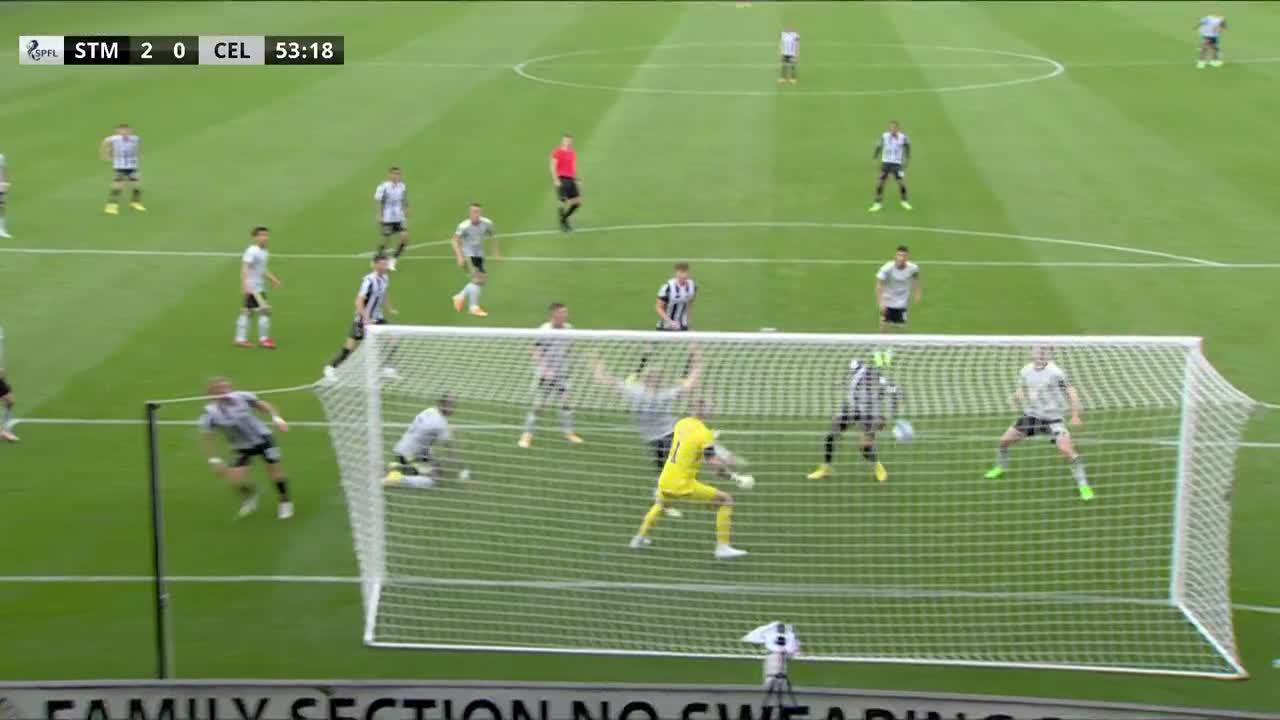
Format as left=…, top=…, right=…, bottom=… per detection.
left=557, top=176, right=580, bottom=201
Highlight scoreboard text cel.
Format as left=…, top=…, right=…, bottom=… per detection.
left=18, top=35, right=344, bottom=66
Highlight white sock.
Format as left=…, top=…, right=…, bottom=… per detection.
left=403, top=475, right=435, bottom=489
left=996, top=447, right=1010, bottom=469
left=0, top=216, right=7, bottom=233
left=465, top=282, right=482, bottom=309
left=235, top=313, right=249, bottom=342
left=1070, top=456, right=1088, bottom=486
left=258, top=315, right=271, bottom=340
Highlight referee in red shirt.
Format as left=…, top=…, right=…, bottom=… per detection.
left=550, top=134, right=581, bottom=232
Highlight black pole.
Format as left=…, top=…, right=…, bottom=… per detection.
left=145, top=401, right=172, bottom=678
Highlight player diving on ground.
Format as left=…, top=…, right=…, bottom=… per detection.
left=384, top=393, right=466, bottom=489
left=808, top=352, right=901, bottom=483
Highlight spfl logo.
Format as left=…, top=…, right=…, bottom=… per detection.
left=19, top=35, right=64, bottom=65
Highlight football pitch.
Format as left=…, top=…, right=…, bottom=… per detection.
left=2, top=0, right=1279, bottom=714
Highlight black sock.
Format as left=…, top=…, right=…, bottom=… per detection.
left=861, top=445, right=878, bottom=463
left=109, top=188, right=121, bottom=202
left=558, top=206, right=567, bottom=221
left=393, top=241, right=407, bottom=259
left=238, top=484, right=255, bottom=499
left=274, top=479, right=290, bottom=501
left=131, top=188, right=142, bottom=202
left=823, top=433, right=837, bottom=464
left=874, top=182, right=885, bottom=201
left=899, top=184, right=908, bottom=201
left=330, top=347, right=352, bottom=368
left=564, top=204, right=580, bottom=219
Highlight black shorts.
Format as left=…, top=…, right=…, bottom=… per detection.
left=113, top=168, right=138, bottom=181
left=381, top=221, right=406, bottom=236
left=0, top=378, right=11, bottom=398
left=1015, top=415, right=1066, bottom=442
left=655, top=322, right=689, bottom=332
left=781, top=54, right=796, bottom=65
left=349, top=317, right=388, bottom=341
left=557, top=176, right=580, bottom=201
left=837, top=403, right=884, bottom=435
left=244, top=292, right=267, bottom=310
left=231, top=437, right=281, bottom=468
left=879, top=162, right=904, bottom=180
left=882, top=306, right=908, bottom=325
left=1203, top=36, right=1219, bottom=47
left=469, top=256, right=486, bottom=273
left=0, top=192, right=6, bottom=206
left=648, top=433, right=673, bottom=469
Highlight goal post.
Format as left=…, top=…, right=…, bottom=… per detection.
left=315, top=326, right=1257, bottom=678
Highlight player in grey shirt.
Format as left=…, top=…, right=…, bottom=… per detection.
left=0, top=152, right=10, bottom=238
left=386, top=394, right=465, bottom=489
left=450, top=203, right=500, bottom=317
left=198, top=377, right=293, bottom=519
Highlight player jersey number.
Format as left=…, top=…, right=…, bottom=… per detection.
left=666, top=440, right=681, bottom=465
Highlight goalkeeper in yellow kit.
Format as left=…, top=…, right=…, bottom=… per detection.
left=630, top=400, right=749, bottom=560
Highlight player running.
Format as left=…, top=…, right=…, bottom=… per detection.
left=869, top=121, right=911, bottom=213
left=199, top=377, right=293, bottom=519
left=551, top=134, right=582, bottom=232
left=0, top=367, right=17, bottom=443
left=374, top=167, right=409, bottom=270
left=876, top=245, right=921, bottom=332
left=0, top=151, right=11, bottom=238
left=984, top=347, right=1093, bottom=501
left=101, top=124, right=144, bottom=215
left=385, top=394, right=466, bottom=489
left=518, top=302, right=584, bottom=448
left=450, top=203, right=500, bottom=318
left=630, top=400, right=749, bottom=560
left=779, top=28, right=799, bottom=84
left=323, top=254, right=398, bottom=381
left=808, top=352, right=900, bottom=483
left=1197, top=14, right=1227, bottom=68
left=235, top=226, right=282, bottom=349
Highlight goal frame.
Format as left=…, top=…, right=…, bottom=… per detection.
left=343, top=326, right=1250, bottom=679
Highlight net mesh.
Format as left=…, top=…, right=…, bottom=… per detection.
left=315, top=327, right=1255, bottom=677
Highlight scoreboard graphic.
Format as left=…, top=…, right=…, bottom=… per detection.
left=18, top=35, right=344, bottom=65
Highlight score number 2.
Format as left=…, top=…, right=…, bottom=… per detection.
left=140, top=40, right=187, bottom=61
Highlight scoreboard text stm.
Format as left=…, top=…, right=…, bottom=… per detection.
left=18, top=35, right=344, bottom=65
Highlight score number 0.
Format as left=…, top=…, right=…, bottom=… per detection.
left=136, top=37, right=194, bottom=64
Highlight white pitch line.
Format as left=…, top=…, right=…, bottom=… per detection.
left=356, top=57, right=1280, bottom=71
left=0, top=573, right=1274, bottom=615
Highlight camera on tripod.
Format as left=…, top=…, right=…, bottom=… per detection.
left=743, top=621, right=801, bottom=713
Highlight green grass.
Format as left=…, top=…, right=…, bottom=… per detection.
left=2, top=0, right=1279, bottom=714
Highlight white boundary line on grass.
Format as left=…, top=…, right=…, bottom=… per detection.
left=0, top=573, right=1275, bottom=615
left=359, top=57, right=1280, bottom=71
left=1, top=221, right=1261, bottom=267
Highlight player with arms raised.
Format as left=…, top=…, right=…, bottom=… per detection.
left=374, top=167, right=409, bottom=270
left=808, top=353, right=900, bottom=483
left=518, top=303, right=584, bottom=448
left=101, top=124, right=144, bottom=215
left=984, top=347, right=1093, bottom=501
left=199, top=377, right=293, bottom=519
left=450, top=203, right=500, bottom=318
left=869, top=121, right=911, bottom=213
left=324, top=254, right=397, bottom=380
left=235, top=226, right=282, bottom=349
left=384, top=393, right=466, bottom=489
left=876, top=245, right=921, bottom=332
left=630, top=399, right=749, bottom=559
left=1196, top=13, right=1226, bottom=68
left=0, top=151, right=11, bottom=238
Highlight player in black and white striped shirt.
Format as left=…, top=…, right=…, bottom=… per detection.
left=374, top=167, right=409, bottom=271
left=323, top=254, right=397, bottom=380
left=779, top=29, right=799, bottom=84
left=100, top=124, right=144, bottom=215
left=808, top=353, right=901, bottom=483
left=869, top=121, right=911, bottom=213
left=199, top=377, right=293, bottom=519
left=633, top=263, right=697, bottom=378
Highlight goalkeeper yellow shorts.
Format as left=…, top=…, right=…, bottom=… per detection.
left=659, top=479, right=718, bottom=503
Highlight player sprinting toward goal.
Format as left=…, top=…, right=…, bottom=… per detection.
left=323, top=254, right=398, bottom=381
left=199, top=377, right=293, bottom=519
left=235, top=226, right=282, bottom=349
left=984, top=347, right=1093, bottom=501
left=869, top=121, right=911, bottom=213
left=101, top=124, right=144, bottom=215
left=0, top=152, right=11, bottom=238
left=631, top=400, right=749, bottom=560
left=385, top=394, right=466, bottom=489
left=808, top=353, right=900, bottom=483
left=374, top=167, right=409, bottom=271
left=518, top=303, right=584, bottom=449
left=1197, top=14, right=1226, bottom=68
left=876, top=245, right=921, bottom=332
left=779, top=28, right=799, bottom=84
left=450, top=203, right=500, bottom=318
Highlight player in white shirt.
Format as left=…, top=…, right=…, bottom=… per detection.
left=779, top=28, right=799, bottom=84
left=235, top=227, right=283, bottom=349
left=373, top=166, right=409, bottom=270
left=875, top=245, right=922, bottom=332
left=869, top=121, right=911, bottom=213
left=450, top=203, right=501, bottom=318
left=323, top=254, right=398, bottom=381
left=385, top=394, right=466, bottom=489
left=984, top=347, right=1092, bottom=501
left=198, top=377, right=293, bottom=519
left=519, top=303, right=584, bottom=448
left=1196, top=14, right=1227, bottom=68
left=0, top=152, right=11, bottom=238
left=100, top=123, right=144, bottom=215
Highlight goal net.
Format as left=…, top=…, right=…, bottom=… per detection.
left=315, top=326, right=1256, bottom=677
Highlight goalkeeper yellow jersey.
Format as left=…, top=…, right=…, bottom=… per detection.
left=658, top=416, right=716, bottom=489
